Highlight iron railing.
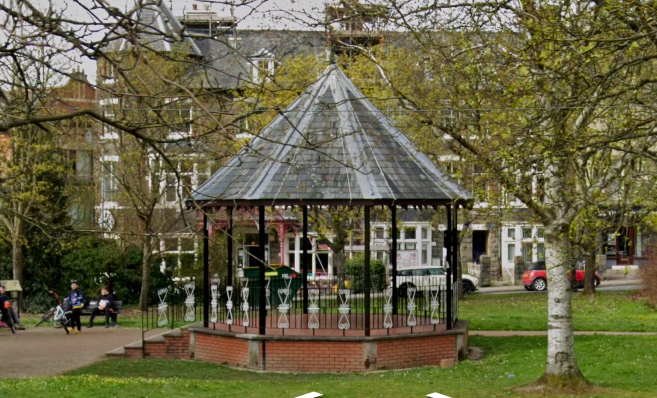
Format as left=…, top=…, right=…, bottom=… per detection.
left=141, top=275, right=458, bottom=339
left=207, top=274, right=450, bottom=334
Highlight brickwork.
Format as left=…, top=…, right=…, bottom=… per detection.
left=143, top=330, right=191, bottom=359
left=265, top=340, right=364, bottom=373
left=193, top=333, right=250, bottom=367
left=121, top=323, right=467, bottom=373
left=377, top=335, right=456, bottom=369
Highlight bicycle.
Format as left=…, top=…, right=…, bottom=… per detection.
left=35, top=288, right=67, bottom=329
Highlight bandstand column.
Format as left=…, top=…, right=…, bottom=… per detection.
left=445, top=204, right=453, bottom=330
left=203, top=210, right=210, bottom=328
left=364, top=205, right=371, bottom=336
left=227, top=207, right=233, bottom=288
left=390, top=205, right=398, bottom=315
left=452, top=203, right=459, bottom=325
left=258, top=206, right=267, bottom=335
left=302, top=206, right=309, bottom=314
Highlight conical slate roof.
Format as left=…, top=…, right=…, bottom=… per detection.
left=192, top=65, right=471, bottom=206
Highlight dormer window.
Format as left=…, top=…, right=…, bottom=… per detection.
left=250, top=49, right=275, bottom=84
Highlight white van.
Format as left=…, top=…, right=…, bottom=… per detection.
left=395, top=267, right=479, bottom=296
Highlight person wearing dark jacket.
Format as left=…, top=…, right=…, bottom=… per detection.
left=88, top=286, right=114, bottom=328
left=68, top=280, right=84, bottom=334
left=0, top=286, right=11, bottom=328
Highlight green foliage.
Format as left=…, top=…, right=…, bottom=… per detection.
left=345, top=254, right=386, bottom=291
left=59, top=237, right=143, bottom=305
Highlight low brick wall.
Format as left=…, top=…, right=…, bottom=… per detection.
left=124, top=322, right=468, bottom=373
left=189, top=322, right=468, bottom=373
left=266, top=340, right=365, bottom=372
left=377, top=334, right=456, bottom=369
left=194, top=333, right=251, bottom=366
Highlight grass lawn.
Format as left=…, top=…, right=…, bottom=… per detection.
left=461, top=291, right=657, bottom=331
left=20, top=312, right=143, bottom=329
left=1, top=335, right=656, bottom=397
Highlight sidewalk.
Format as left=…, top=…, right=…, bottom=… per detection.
left=476, top=278, right=641, bottom=295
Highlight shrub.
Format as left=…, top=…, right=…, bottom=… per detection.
left=60, top=237, right=143, bottom=305
left=345, top=254, right=387, bottom=292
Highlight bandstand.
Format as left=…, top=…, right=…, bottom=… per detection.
left=187, top=65, right=472, bottom=372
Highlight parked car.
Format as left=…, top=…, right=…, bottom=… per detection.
left=521, top=261, right=601, bottom=291
left=395, top=267, right=479, bottom=296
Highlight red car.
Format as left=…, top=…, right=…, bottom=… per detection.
left=522, top=261, right=601, bottom=291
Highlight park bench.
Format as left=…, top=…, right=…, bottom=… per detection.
left=82, top=300, right=123, bottom=324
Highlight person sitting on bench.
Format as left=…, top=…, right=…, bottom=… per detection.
left=88, top=286, right=114, bottom=328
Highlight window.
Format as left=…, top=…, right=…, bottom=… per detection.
left=251, top=50, right=275, bottom=83
left=537, top=228, right=544, bottom=239
left=522, top=243, right=533, bottom=263
left=376, top=251, right=384, bottom=261
left=422, top=243, right=428, bottom=264
left=536, top=243, right=545, bottom=261
left=507, top=228, right=516, bottom=239
left=404, top=227, right=416, bottom=240
left=101, top=161, right=118, bottom=201
left=166, top=175, right=177, bottom=202
left=507, top=244, right=515, bottom=262
left=164, top=238, right=178, bottom=252
left=375, top=227, right=385, bottom=239
left=421, top=227, right=428, bottom=240
left=180, top=238, right=195, bottom=252
left=165, top=158, right=197, bottom=203
left=404, top=243, right=416, bottom=250
left=522, top=228, right=532, bottom=239
left=432, top=231, right=442, bottom=258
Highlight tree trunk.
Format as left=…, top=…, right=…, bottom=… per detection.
left=138, top=238, right=152, bottom=311
left=583, top=248, right=596, bottom=296
left=334, top=248, right=347, bottom=287
left=11, top=218, right=24, bottom=311
left=541, top=229, right=589, bottom=390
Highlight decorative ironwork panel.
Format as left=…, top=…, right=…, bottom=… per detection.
left=226, top=286, right=234, bottom=325
left=383, top=288, right=393, bottom=328
left=157, top=288, right=169, bottom=327
left=210, top=275, right=220, bottom=323
left=338, top=288, right=351, bottom=330
left=183, top=282, right=196, bottom=322
left=308, top=288, right=320, bottom=329
left=429, top=288, right=440, bottom=325
left=277, top=275, right=292, bottom=328
left=265, top=277, right=271, bottom=310
left=407, top=287, right=417, bottom=327
left=241, top=278, right=250, bottom=327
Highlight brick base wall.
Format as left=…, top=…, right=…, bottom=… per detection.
left=265, top=340, right=364, bottom=373
left=377, top=335, right=456, bottom=369
left=142, top=330, right=191, bottom=359
left=123, top=322, right=468, bottom=373
left=194, top=333, right=250, bottom=366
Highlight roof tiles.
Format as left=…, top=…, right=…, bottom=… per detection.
left=192, top=65, right=470, bottom=206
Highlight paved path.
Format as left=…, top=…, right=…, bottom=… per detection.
left=471, top=330, right=657, bottom=337
left=476, top=278, right=640, bottom=295
left=0, top=326, right=146, bottom=378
